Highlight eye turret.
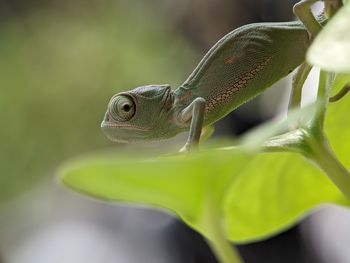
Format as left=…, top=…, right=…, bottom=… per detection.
left=108, top=95, right=136, bottom=121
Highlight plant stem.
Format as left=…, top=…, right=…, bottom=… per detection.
left=306, top=134, right=350, bottom=201
left=203, top=201, right=243, bottom=263
left=307, top=68, right=350, bottom=200
left=310, top=71, right=328, bottom=132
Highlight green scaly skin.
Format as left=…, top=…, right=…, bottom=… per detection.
left=101, top=14, right=324, bottom=145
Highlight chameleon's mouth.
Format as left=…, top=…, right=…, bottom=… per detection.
left=101, top=134, right=130, bottom=143
left=100, top=116, right=151, bottom=143
left=100, top=122, right=151, bottom=131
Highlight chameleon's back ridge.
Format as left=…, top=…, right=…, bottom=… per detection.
left=175, top=21, right=310, bottom=125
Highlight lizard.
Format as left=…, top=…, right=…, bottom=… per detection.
left=101, top=0, right=338, bottom=151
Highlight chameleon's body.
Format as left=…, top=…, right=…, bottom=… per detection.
left=101, top=9, right=324, bottom=146
left=174, top=21, right=309, bottom=125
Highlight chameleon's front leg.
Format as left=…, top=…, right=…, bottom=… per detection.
left=289, top=62, right=312, bottom=110
left=178, top=97, right=206, bottom=152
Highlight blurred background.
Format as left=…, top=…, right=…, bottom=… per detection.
left=1, top=0, right=350, bottom=262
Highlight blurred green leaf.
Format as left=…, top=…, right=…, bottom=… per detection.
left=307, top=4, right=350, bottom=73
left=325, top=75, right=350, bottom=168
left=60, top=150, right=252, bottom=239
left=60, top=143, right=347, bottom=243
left=224, top=152, right=346, bottom=242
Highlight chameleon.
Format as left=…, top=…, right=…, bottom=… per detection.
left=101, top=0, right=334, bottom=151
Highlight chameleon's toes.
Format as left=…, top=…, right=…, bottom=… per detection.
left=178, top=142, right=191, bottom=153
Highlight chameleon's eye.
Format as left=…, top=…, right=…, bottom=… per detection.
left=109, top=95, right=136, bottom=121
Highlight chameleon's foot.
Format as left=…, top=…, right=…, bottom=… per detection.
left=178, top=143, right=190, bottom=153
left=293, top=0, right=322, bottom=39
left=178, top=142, right=197, bottom=153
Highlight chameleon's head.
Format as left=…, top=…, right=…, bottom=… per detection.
left=101, top=84, right=180, bottom=143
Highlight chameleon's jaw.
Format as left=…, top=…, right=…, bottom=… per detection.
left=101, top=119, right=151, bottom=143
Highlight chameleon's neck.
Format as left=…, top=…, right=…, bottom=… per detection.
left=172, top=84, right=196, bottom=110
